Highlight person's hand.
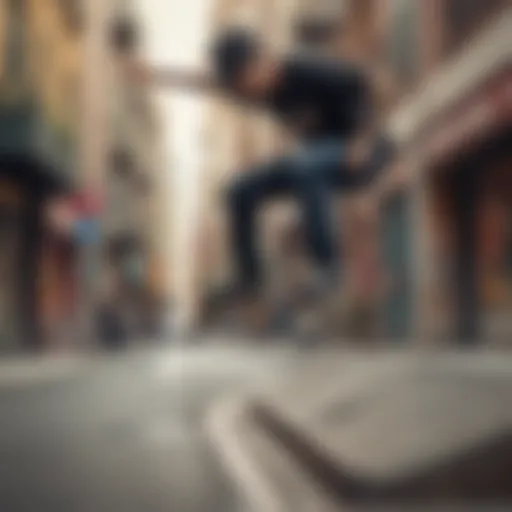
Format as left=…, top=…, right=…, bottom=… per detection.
left=124, top=58, right=151, bottom=85
left=347, top=135, right=373, bottom=170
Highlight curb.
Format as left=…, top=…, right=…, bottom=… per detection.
left=205, top=396, right=285, bottom=512
left=252, top=401, right=371, bottom=503
left=252, top=401, right=512, bottom=506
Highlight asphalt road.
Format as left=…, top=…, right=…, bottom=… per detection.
left=0, top=341, right=295, bottom=512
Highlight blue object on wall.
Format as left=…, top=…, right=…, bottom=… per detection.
left=74, top=218, right=100, bottom=245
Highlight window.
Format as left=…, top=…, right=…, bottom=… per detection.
left=111, top=148, right=135, bottom=178
left=294, top=16, right=341, bottom=48
left=294, top=0, right=345, bottom=49
left=110, top=17, right=139, bottom=54
left=58, top=0, right=84, bottom=33
left=4, top=0, right=27, bottom=89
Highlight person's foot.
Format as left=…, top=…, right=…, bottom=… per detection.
left=237, top=293, right=272, bottom=336
left=208, top=281, right=255, bottom=308
left=211, top=281, right=273, bottom=336
left=291, top=270, right=340, bottom=345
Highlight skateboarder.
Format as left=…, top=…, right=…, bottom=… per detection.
left=129, top=27, right=397, bottom=333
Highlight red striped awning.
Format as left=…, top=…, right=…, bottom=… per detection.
left=425, top=69, right=511, bottom=166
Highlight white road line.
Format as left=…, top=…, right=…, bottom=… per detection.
left=206, top=396, right=284, bottom=512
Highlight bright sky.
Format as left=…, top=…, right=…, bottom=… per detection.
left=137, top=0, right=212, bottom=328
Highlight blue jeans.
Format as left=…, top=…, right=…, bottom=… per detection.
left=227, top=138, right=386, bottom=290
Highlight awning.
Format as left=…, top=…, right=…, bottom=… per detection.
left=388, top=9, right=511, bottom=146
left=424, top=69, right=511, bottom=167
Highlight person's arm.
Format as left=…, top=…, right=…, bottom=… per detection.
left=127, top=60, right=217, bottom=93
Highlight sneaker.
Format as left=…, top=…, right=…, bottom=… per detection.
left=207, top=281, right=257, bottom=310
left=237, top=294, right=271, bottom=336
left=292, top=270, right=340, bottom=344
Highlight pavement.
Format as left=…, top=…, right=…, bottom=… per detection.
left=4, top=342, right=512, bottom=512
left=0, top=339, right=299, bottom=512
left=211, top=349, right=512, bottom=511
left=0, top=354, right=88, bottom=388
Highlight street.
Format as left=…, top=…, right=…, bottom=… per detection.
left=0, top=341, right=295, bottom=512
left=0, top=1, right=510, bottom=511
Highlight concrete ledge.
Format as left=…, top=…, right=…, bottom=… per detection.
left=207, top=395, right=342, bottom=512
left=254, top=401, right=512, bottom=505
left=251, top=354, right=512, bottom=507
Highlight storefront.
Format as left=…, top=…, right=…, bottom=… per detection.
left=0, top=179, right=25, bottom=351
left=422, top=68, right=511, bottom=343
left=38, top=229, right=78, bottom=350
left=43, top=191, right=104, bottom=348
left=477, top=154, right=512, bottom=341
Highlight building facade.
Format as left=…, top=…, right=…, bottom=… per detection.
left=0, top=0, right=82, bottom=351
left=395, top=0, right=511, bottom=344
left=297, top=0, right=511, bottom=344
left=0, top=0, right=165, bottom=351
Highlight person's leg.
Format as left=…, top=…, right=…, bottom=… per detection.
left=292, top=151, right=339, bottom=279
left=297, top=134, right=396, bottom=265
left=226, top=157, right=299, bottom=292
left=225, top=135, right=394, bottom=292
left=335, top=133, right=398, bottom=189
left=291, top=140, right=356, bottom=282
left=286, top=139, right=376, bottom=340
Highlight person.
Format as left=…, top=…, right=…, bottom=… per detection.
left=129, top=27, right=396, bottom=332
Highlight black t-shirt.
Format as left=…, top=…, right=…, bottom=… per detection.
left=267, top=55, right=370, bottom=141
